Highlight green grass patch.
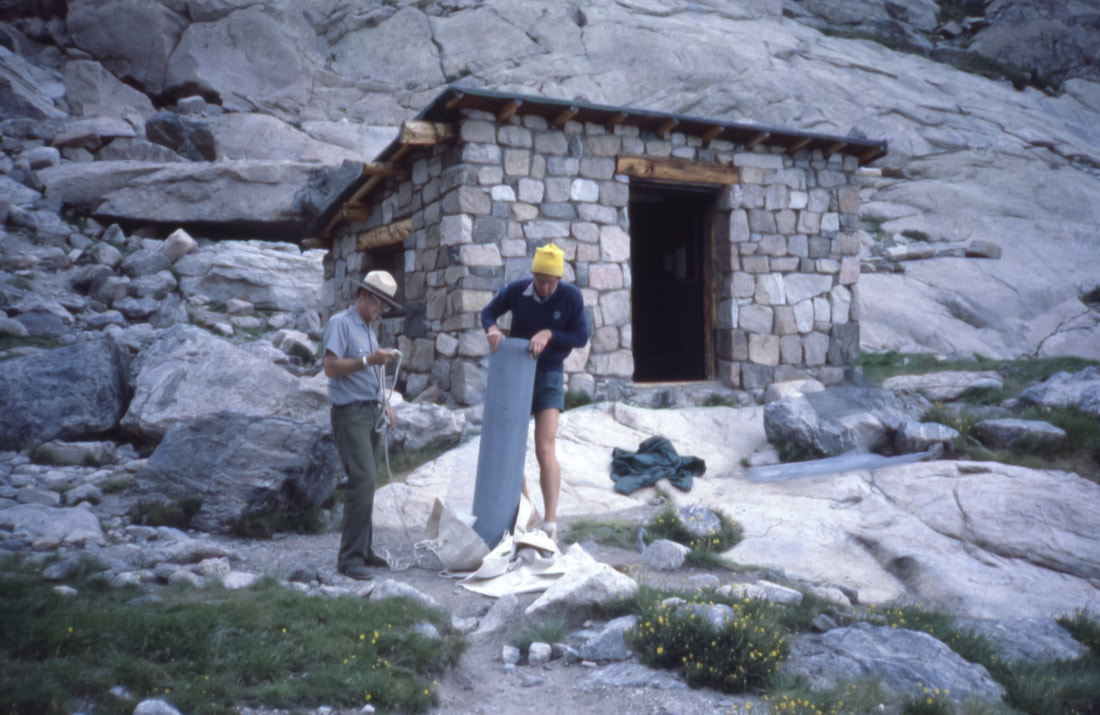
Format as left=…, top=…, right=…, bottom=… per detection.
left=703, top=393, right=738, bottom=407
left=855, top=352, right=1098, bottom=393
left=0, top=557, right=462, bottom=714
left=1059, top=609, right=1100, bottom=657
left=511, top=617, right=567, bottom=654
left=230, top=504, right=326, bottom=540
left=563, top=518, right=640, bottom=550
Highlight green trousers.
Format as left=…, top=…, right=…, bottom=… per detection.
left=331, top=401, right=382, bottom=570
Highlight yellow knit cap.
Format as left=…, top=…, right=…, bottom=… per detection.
left=531, top=243, right=564, bottom=277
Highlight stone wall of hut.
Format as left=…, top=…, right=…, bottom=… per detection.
left=323, top=108, right=864, bottom=405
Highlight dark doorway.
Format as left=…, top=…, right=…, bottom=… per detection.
left=629, top=183, right=716, bottom=382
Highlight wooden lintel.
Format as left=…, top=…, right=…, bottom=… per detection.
left=399, top=120, right=457, bottom=146
left=444, top=92, right=465, bottom=110
left=787, top=137, right=812, bottom=153
left=497, top=99, right=522, bottom=122
left=605, top=112, right=627, bottom=131
left=656, top=118, right=678, bottom=138
left=553, top=106, right=578, bottom=127
left=746, top=131, right=770, bottom=149
left=823, top=140, right=847, bottom=158
left=701, top=126, right=724, bottom=144
left=357, top=218, right=413, bottom=252
left=615, top=155, right=740, bottom=185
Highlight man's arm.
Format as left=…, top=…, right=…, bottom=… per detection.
left=323, top=349, right=395, bottom=378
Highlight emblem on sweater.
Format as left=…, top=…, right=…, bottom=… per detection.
left=553, top=311, right=561, bottom=320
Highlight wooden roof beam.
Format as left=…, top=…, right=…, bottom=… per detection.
left=553, top=106, right=578, bottom=127
left=859, top=144, right=887, bottom=164
left=444, top=91, right=465, bottom=110
left=746, top=131, right=770, bottom=149
left=656, top=118, right=678, bottom=139
left=605, top=112, right=627, bottom=131
left=701, top=126, right=724, bottom=145
left=616, top=155, right=740, bottom=185
left=496, top=99, right=522, bottom=122
left=823, top=140, right=847, bottom=158
left=787, top=137, right=812, bottom=154
left=399, top=120, right=457, bottom=146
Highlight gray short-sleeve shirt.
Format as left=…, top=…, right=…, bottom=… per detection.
left=322, top=306, right=383, bottom=406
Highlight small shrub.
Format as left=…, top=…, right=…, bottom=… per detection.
left=99, top=476, right=133, bottom=494
left=129, top=497, right=202, bottom=529
left=1083, top=286, right=1100, bottom=305
left=231, top=504, right=325, bottom=540
left=564, top=389, right=593, bottom=411
left=1059, top=609, right=1100, bottom=657
left=632, top=595, right=788, bottom=692
left=644, top=504, right=742, bottom=554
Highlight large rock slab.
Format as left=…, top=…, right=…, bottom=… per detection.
left=37, top=160, right=324, bottom=228
left=782, top=623, right=1005, bottom=704
left=120, top=325, right=328, bottom=442
left=1017, top=366, right=1100, bottom=410
left=763, top=385, right=928, bottom=458
left=882, top=371, right=1003, bottom=402
left=0, top=338, right=130, bottom=451
left=173, top=240, right=324, bottom=313
left=0, top=503, right=106, bottom=549
left=134, top=411, right=341, bottom=533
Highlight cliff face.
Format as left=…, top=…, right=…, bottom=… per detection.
left=2, top=0, right=1098, bottom=358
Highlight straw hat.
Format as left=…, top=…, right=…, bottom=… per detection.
left=358, top=270, right=402, bottom=310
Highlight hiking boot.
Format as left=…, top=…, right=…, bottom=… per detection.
left=364, top=553, right=389, bottom=568
left=338, top=563, right=373, bottom=581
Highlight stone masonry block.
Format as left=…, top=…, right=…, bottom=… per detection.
left=498, top=125, right=533, bottom=148
left=599, top=225, right=630, bottom=261
left=803, top=332, right=829, bottom=366
left=827, top=322, right=859, bottom=365
left=459, top=243, right=502, bottom=267
left=504, top=150, right=530, bottom=176
left=780, top=334, right=803, bottom=365
left=440, top=214, right=472, bottom=246
left=735, top=152, right=784, bottom=170
left=748, top=209, right=777, bottom=233
left=740, top=303, right=773, bottom=334
left=588, top=263, right=624, bottom=290
left=571, top=179, right=600, bottom=202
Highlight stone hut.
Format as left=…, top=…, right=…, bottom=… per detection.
left=307, top=86, right=887, bottom=405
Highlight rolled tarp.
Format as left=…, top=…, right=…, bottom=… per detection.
left=472, top=337, right=537, bottom=548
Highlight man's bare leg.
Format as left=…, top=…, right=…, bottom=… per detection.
left=533, top=408, right=561, bottom=529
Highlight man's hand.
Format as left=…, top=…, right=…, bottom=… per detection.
left=368, top=348, right=396, bottom=366
left=486, top=325, right=503, bottom=353
left=529, top=329, right=552, bottom=358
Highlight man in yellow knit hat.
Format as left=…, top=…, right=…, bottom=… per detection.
left=481, top=243, right=588, bottom=540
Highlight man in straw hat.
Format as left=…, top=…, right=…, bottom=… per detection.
left=481, top=243, right=588, bottom=540
left=322, top=270, right=402, bottom=580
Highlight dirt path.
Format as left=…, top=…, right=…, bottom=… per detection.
left=225, top=512, right=765, bottom=714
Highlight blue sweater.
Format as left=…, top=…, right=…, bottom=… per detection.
left=480, top=279, right=588, bottom=372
